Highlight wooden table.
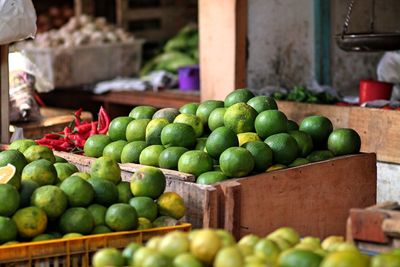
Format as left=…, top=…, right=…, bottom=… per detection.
left=39, top=88, right=200, bottom=118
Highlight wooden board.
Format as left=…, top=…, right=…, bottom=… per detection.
left=347, top=202, right=400, bottom=253
left=0, top=45, right=9, bottom=144
left=278, top=101, right=400, bottom=164
left=199, top=0, right=247, bottom=101
left=10, top=107, right=92, bottom=140
left=220, top=153, right=377, bottom=238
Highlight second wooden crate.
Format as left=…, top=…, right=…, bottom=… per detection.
left=58, top=151, right=377, bottom=239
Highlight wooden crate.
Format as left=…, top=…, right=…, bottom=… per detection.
left=278, top=101, right=400, bottom=165
left=347, top=201, right=400, bottom=254
left=56, top=151, right=376, bottom=238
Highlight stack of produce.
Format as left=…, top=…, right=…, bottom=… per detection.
left=84, top=88, right=361, bottom=184
left=35, top=106, right=110, bottom=153
left=272, top=86, right=339, bottom=104
left=92, top=227, right=400, bottom=267
left=0, top=141, right=186, bottom=245
left=23, top=15, right=135, bottom=48
left=37, top=5, right=75, bottom=32
left=140, top=24, right=198, bottom=76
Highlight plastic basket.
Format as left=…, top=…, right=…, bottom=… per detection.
left=0, top=223, right=191, bottom=266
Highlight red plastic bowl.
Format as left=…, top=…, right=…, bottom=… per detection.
left=359, top=80, right=393, bottom=104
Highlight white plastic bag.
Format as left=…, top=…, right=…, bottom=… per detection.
left=377, top=51, right=400, bottom=100
left=0, top=0, right=37, bottom=45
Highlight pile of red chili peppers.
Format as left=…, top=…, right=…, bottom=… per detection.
left=36, top=106, right=110, bottom=153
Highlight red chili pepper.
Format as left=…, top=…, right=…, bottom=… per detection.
left=63, top=127, right=72, bottom=140
left=75, top=123, right=92, bottom=134
left=90, top=121, right=98, bottom=136
left=44, top=133, right=61, bottom=139
left=97, top=106, right=110, bottom=134
left=74, top=108, right=83, bottom=126
left=36, top=138, right=66, bottom=146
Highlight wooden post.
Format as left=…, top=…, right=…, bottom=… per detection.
left=199, top=0, right=247, bottom=101
left=0, top=45, right=9, bottom=143
left=74, top=0, right=94, bottom=17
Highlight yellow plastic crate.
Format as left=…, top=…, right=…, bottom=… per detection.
left=0, top=223, right=191, bottom=266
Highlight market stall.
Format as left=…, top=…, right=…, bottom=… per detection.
left=2, top=0, right=400, bottom=266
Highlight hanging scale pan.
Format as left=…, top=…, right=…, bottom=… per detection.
left=336, top=0, right=400, bottom=52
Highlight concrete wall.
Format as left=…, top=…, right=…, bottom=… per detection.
left=248, top=0, right=400, bottom=95
left=247, top=0, right=315, bottom=91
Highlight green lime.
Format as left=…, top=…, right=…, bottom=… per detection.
left=107, top=116, right=133, bottom=141
left=299, top=116, right=333, bottom=149
left=139, top=145, right=165, bottom=167
left=255, top=110, right=288, bottom=138
left=289, top=130, right=314, bottom=157
left=90, top=156, right=121, bottom=184
left=205, top=127, right=239, bottom=159
left=180, top=103, right=200, bottom=115
left=59, top=176, right=94, bottom=207
left=161, top=123, right=196, bottom=149
left=31, top=185, right=67, bottom=219
left=224, top=103, right=257, bottom=134
left=243, top=141, right=273, bottom=172
left=145, top=118, right=170, bottom=145
left=265, top=133, right=299, bottom=165
left=178, top=150, right=214, bottom=177
left=174, top=114, right=204, bottom=138
left=88, top=178, right=119, bottom=206
left=327, top=128, right=361, bottom=156
left=105, top=203, right=138, bottom=231
left=121, top=141, right=148, bottom=164
left=117, top=182, right=134, bottom=203
left=152, top=108, right=180, bottom=122
left=219, top=147, right=255, bottom=177
left=129, top=196, right=158, bottom=222
left=130, top=166, right=166, bottom=199
left=208, top=107, right=227, bottom=131
left=129, top=106, right=157, bottom=120
left=84, top=134, right=111, bottom=157
left=102, top=140, right=128, bottom=163
left=126, top=119, right=151, bottom=142
left=59, top=207, right=94, bottom=234
left=158, top=147, right=188, bottom=170
left=196, top=171, right=228, bottom=185
left=196, top=100, right=224, bottom=125
left=224, top=88, right=255, bottom=107
left=23, top=145, right=55, bottom=163
left=247, top=95, right=278, bottom=113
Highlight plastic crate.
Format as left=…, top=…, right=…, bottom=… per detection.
left=21, top=40, right=144, bottom=88
left=0, top=223, right=191, bottom=266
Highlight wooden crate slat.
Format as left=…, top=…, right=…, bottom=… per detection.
left=350, top=209, right=389, bottom=243
left=229, top=153, right=377, bottom=238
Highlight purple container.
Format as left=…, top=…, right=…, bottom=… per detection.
left=178, top=65, right=200, bottom=91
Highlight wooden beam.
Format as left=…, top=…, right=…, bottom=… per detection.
left=0, top=45, right=9, bottom=143
left=199, top=0, right=247, bottom=101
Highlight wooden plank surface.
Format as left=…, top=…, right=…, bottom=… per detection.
left=54, top=151, right=195, bottom=182
left=199, top=0, right=247, bottom=101
left=229, top=153, right=377, bottom=238
left=10, top=108, right=92, bottom=140
left=0, top=45, right=9, bottom=143
left=278, top=101, right=400, bottom=164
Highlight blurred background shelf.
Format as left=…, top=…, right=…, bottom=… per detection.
left=38, top=88, right=200, bottom=118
